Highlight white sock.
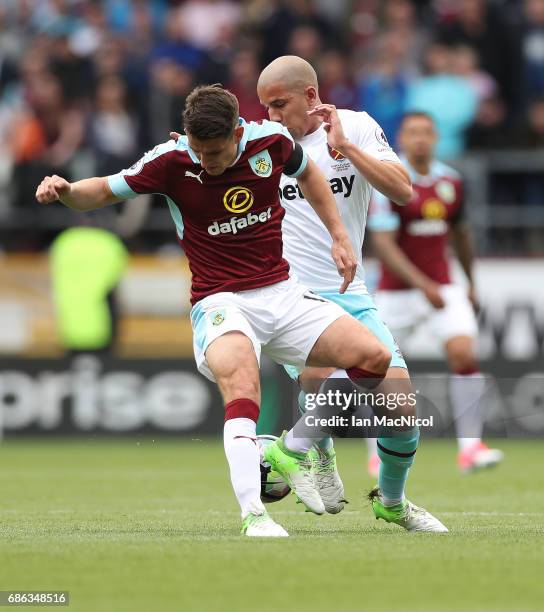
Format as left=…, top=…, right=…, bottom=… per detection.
left=450, top=373, right=485, bottom=452
left=284, top=428, right=313, bottom=454
left=366, top=436, right=378, bottom=459
left=223, top=418, right=265, bottom=518
left=285, top=369, right=349, bottom=454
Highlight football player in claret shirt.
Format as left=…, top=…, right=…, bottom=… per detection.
left=36, top=84, right=404, bottom=537
left=368, top=111, right=503, bottom=472
left=257, top=56, right=448, bottom=533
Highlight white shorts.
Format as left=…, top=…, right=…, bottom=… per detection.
left=374, top=284, right=478, bottom=345
left=190, top=276, right=348, bottom=382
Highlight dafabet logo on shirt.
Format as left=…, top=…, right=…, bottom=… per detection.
left=223, top=186, right=254, bottom=213
left=208, top=186, right=271, bottom=236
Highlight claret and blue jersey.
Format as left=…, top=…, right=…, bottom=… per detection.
left=107, top=119, right=307, bottom=304
left=368, top=157, right=465, bottom=290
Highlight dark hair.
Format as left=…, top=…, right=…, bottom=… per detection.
left=183, top=84, right=239, bottom=140
left=400, top=111, right=435, bottom=126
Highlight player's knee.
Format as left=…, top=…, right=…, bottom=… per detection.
left=361, top=345, right=391, bottom=375
left=218, top=375, right=260, bottom=405
left=448, top=351, right=478, bottom=374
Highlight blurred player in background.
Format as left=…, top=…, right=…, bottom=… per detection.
left=36, top=84, right=405, bottom=538
left=368, top=112, right=503, bottom=473
left=257, top=56, right=447, bottom=532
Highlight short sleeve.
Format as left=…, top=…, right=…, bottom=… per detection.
left=107, top=141, right=176, bottom=199
left=356, top=113, right=401, bottom=163
left=276, top=125, right=308, bottom=177
left=283, top=142, right=308, bottom=177
left=368, top=190, right=400, bottom=232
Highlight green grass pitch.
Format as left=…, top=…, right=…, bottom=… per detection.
left=0, top=438, right=543, bottom=612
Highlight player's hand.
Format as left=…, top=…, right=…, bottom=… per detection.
left=422, top=282, right=445, bottom=309
left=36, top=175, right=71, bottom=204
left=468, top=284, right=480, bottom=313
left=170, top=131, right=182, bottom=141
left=331, top=234, right=357, bottom=293
left=307, top=104, right=349, bottom=153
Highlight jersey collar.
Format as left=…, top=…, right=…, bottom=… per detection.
left=400, top=155, right=441, bottom=185
left=298, top=122, right=325, bottom=146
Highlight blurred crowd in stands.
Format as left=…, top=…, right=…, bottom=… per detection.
left=1, top=0, right=544, bottom=252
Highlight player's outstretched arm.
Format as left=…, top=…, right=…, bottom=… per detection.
left=308, top=104, right=412, bottom=205
left=36, top=175, right=123, bottom=211
left=372, top=229, right=445, bottom=309
left=296, top=157, right=357, bottom=293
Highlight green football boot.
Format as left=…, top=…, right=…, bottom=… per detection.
left=369, top=486, right=448, bottom=532
left=263, top=431, right=325, bottom=515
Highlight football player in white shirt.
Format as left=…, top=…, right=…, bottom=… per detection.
left=257, top=56, right=447, bottom=532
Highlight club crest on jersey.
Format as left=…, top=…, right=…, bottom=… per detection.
left=375, top=127, right=390, bottom=148
left=209, top=309, right=226, bottom=326
left=436, top=180, right=455, bottom=204
left=248, top=150, right=273, bottom=177
left=125, top=157, right=145, bottom=176
left=327, top=144, right=346, bottom=161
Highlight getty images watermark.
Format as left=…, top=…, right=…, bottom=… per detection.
left=290, top=374, right=544, bottom=439
left=303, top=389, right=433, bottom=429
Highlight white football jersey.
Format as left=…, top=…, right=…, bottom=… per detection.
left=280, top=109, right=401, bottom=294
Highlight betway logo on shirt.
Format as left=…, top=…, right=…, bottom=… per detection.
left=280, top=175, right=355, bottom=200
left=208, top=207, right=272, bottom=235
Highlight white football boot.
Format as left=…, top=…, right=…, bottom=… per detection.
left=309, top=446, right=347, bottom=514
left=369, top=486, right=449, bottom=533
left=241, top=510, right=289, bottom=537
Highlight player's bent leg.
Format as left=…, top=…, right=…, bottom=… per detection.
left=368, top=367, right=448, bottom=532
left=307, top=314, right=391, bottom=386
left=206, top=332, right=289, bottom=536
left=445, top=335, right=504, bottom=472
left=292, top=367, right=345, bottom=514
left=296, top=317, right=391, bottom=514
left=282, top=363, right=346, bottom=514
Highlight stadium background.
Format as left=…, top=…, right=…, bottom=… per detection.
left=0, top=3, right=543, bottom=611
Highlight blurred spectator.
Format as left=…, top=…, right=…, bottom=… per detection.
left=406, top=43, right=477, bottom=159
left=195, top=13, right=243, bottom=85
left=519, top=0, right=544, bottom=105
left=149, top=9, right=204, bottom=71
left=68, top=2, right=107, bottom=59
left=318, top=50, right=357, bottom=109
left=450, top=44, right=497, bottom=103
left=255, top=0, right=339, bottom=66
left=177, top=0, right=242, bottom=52
left=466, top=95, right=509, bottom=150
left=11, top=71, right=85, bottom=210
left=88, top=75, right=140, bottom=176
left=357, top=32, right=410, bottom=145
left=287, top=24, right=324, bottom=65
left=48, top=31, right=94, bottom=103
left=350, top=0, right=380, bottom=50
left=380, top=0, right=429, bottom=77
left=515, top=96, right=544, bottom=206
left=104, top=0, right=167, bottom=35
left=436, top=0, right=518, bottom=114
left=512, top=95, right=544, bottom=149
left=147, top=59, right=194, bottom=144
left=226, top=50, right=267, bottom=121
